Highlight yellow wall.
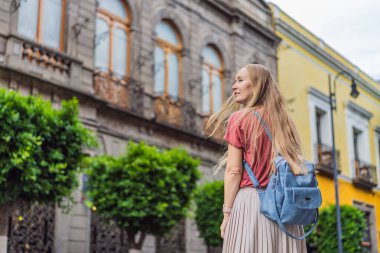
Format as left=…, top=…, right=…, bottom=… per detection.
left=270, top=4, right=380, bottom=251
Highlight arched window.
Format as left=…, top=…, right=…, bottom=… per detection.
left=154, top=21, right=182, bottom=99
left=95, top=0, right=131, bottom=77
left=17, top=0, right=66, bottom=50
left=201, top=46, right=224, bottom=114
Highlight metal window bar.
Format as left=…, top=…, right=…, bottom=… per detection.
left=361, top=211, right=372, bottom=251
left=354, top=159, right=378, bottom=185
left=315, top=143, right=340, bottom=172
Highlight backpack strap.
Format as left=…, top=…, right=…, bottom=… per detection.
left=252, top=111, right=273, bottom=142
left=252, top=111, right=280, bottom=156
left=274, top=204, right=319, bottom=240
left=242, top=110, right=275, bottom=189
left=243, top=159, right=261, bottom=189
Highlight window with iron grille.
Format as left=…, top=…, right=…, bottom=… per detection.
left=353, top=201, right=378, bottom=253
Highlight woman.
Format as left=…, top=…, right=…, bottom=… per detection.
left=207, top=64, right=307, bottom=252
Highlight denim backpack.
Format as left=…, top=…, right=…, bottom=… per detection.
left=243, top=111, right=322, bottom=240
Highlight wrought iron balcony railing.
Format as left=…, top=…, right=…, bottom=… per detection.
left=94, top=71, right=144, bottom=114
left=94, top=71, right=204, bottom=134
left=353, top=159, right=378, bottom=189
left=151, top=95, right=197, bottom=132
left=314, top=143, right=340, bottom=177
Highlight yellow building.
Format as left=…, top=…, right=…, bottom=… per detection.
left=270, top=4, right=380, bottom=252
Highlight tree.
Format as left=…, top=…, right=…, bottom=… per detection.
left=0, top=88, right=96, bottom=237
left=314, top=205, right=367, bottom=253
left=84, top=141, right=200, bottom=251
left=194, top=181, right=224, bottom=250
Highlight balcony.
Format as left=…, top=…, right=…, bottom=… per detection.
left=94, top=72, right=204, bottom=134
left=5, top=37, right=73, bottom=84
left=152, top=95, right=197, bottom=132
left=352, top=159, right=378, bottom=190
left=94, top=71, right=144, bottom=114
left=22, top=43, right=71, bottom=74
left=3, top=35, right=93, bottom=93
left=314, top=143, right=340, bottom=177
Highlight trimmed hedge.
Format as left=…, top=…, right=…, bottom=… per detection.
left=194, top=181, right=224, bottom=247
left=0, top=88, right=95, bottom=206
left=307, top=205, right=367, bottom=253
left=84, top=141, right=200, bottom=249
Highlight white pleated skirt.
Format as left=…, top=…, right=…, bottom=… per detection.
left=222, top=187, right=307, bottom=253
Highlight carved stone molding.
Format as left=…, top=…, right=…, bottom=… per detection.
left=22, top=43, right=71, bottom=74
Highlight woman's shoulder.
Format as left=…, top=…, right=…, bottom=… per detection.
left=229, top=108, right=266, bottom=128
left=228, top=109, right=245, bottom=123
left=230, top=108, right=250, bottom=118
left=229, top=108, right=258, bottom=120
left=228, top=109, right=255, bottom=127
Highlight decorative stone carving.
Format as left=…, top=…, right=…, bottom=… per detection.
left=153, top=96, right=198, bottom=132
left=21, top=43, right=71, bottom=74
left=94, top=72, right=144, bottom=114
left=94, top=72, right=129, bottom=109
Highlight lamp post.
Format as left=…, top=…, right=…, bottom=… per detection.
left=328, top=70, right=360, bottom=253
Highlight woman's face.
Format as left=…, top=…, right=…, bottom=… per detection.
left=232, top=67, right=252, bottom=105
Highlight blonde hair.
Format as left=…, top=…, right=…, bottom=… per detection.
left=206, top=64, right=306, bottom=175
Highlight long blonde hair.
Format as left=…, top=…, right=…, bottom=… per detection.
left=206, top=64, right=306, bottom=175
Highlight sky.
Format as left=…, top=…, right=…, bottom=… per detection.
left=267, top=0, right=380, bottom=81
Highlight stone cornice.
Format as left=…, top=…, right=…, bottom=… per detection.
left=199, top=0, right=281, bottom=44
left=241, top=0, right=271, bottom=13
left=231, top=8, right=281, bottom=44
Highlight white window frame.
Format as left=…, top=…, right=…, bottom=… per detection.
left=345, top=101, right=373, bottom=178
left=308, top=88, right=332, bottom=163
left=375, top=127, right=380, bottom=185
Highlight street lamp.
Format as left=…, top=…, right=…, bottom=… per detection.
left=328, top=70, right=360, bottom=253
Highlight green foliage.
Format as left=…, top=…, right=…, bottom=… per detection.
left=84, top=141, right=200, bottom=240
left=0, top=88, right=96, bottom=206
left=194, top=181, right=224, bottom=247
left=304, top=223, right=318, bottom=251
left=314, top=205, right=367, bottom=253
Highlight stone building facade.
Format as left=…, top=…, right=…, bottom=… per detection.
left=0, top=0, right=279, bottom=252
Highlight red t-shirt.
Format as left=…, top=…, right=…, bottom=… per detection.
left=223, top=109, right=272, bottom=188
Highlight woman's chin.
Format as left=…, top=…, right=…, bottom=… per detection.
left=234, top=98, right=246, bottom=105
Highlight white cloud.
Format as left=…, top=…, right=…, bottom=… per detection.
left=268, top=0, right=380, bottom=81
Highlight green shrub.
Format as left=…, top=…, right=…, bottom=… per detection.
left=316, top=205, right=367, bottom=253
left=304, top=222, right=318, bottom=252
left=194, top=181, right=224, bottom=247
left=0, top=88, right=96, bottom=206
left=84, top=141, right=200, bottom=250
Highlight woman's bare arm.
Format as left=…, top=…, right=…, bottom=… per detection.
left=220, top=144, right=243, bottom=238
left=224, top=144, right=243, bottom=209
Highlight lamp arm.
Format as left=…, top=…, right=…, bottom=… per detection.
left=333, top=70, right=355, bottom=90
